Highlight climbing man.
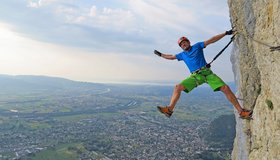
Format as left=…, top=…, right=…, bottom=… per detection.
left=154, top=30, right=252, bottom=119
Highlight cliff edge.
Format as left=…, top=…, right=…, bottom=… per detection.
left=228, top=0, right=280, bottom=159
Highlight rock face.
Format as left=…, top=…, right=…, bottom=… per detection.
left=228, top=0, right=280, bottom=159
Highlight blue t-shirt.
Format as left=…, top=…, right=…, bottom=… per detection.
left=175, top=42, right=207, bottom=73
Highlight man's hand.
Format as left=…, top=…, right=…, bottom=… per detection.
left=154, top=50, right=162, bottom=57
left=225, top=29, right=234, bottom=35
left=154, top=50, right=177, bottom=60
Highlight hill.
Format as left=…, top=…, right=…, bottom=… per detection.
left=0, top=74, right=106, bottom=93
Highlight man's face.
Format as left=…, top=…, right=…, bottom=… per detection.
left=180, top=40, right=190, bottom=51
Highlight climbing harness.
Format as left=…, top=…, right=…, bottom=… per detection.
left=206, top=35, right=235, bottom=68
left=191, top=68, right=213, bottom=86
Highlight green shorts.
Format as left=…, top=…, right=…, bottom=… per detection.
left=180, top=68, right=226, bottom=93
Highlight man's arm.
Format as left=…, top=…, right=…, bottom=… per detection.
left=161, top=53, right=177, bottom=60
left=204, top=30, right=233, bottom=47
left=154, top=50, right=176, bottom=60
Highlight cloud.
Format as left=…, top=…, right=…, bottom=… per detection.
left=0, top=1, right=234, bottom=83
left=27, top=0, right=58, bottom=8
left=89, top=5, right=97, bottom=17
left=0, top=0, right=231, bottom=55
left=73, top=5, right=136, bottom=32
left=28, top=2, right=40, bottom=8
left=128, top=0, right=197, bottom=32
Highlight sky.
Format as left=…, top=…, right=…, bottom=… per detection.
left=0, top=0, right=234, bottom=84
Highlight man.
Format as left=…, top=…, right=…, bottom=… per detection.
left=154, top=30, right=252, bottom=119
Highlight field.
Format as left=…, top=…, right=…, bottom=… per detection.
left=0, top=75, right=236, bottom=160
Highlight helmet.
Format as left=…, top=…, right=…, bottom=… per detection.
left=178, top=36, right=189, bottom=46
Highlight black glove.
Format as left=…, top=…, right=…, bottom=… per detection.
left=154, top=50, right=162, bottom=57
left=225, top=29, right=234, bottom=35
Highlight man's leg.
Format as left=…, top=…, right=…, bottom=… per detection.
left=157, top=75, right=197, bottom=118
left=219, top=85, right=242, bottom=113
left=168, top=84, right=185, bottom=111
left=207, top=72, right=252, bottom=119
left=157, top=84, right=186, bottom=117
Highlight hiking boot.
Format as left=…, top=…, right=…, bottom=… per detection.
left=239, top=109, right=253, bottom=119
left=157, top=106, right=173, bottom=118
